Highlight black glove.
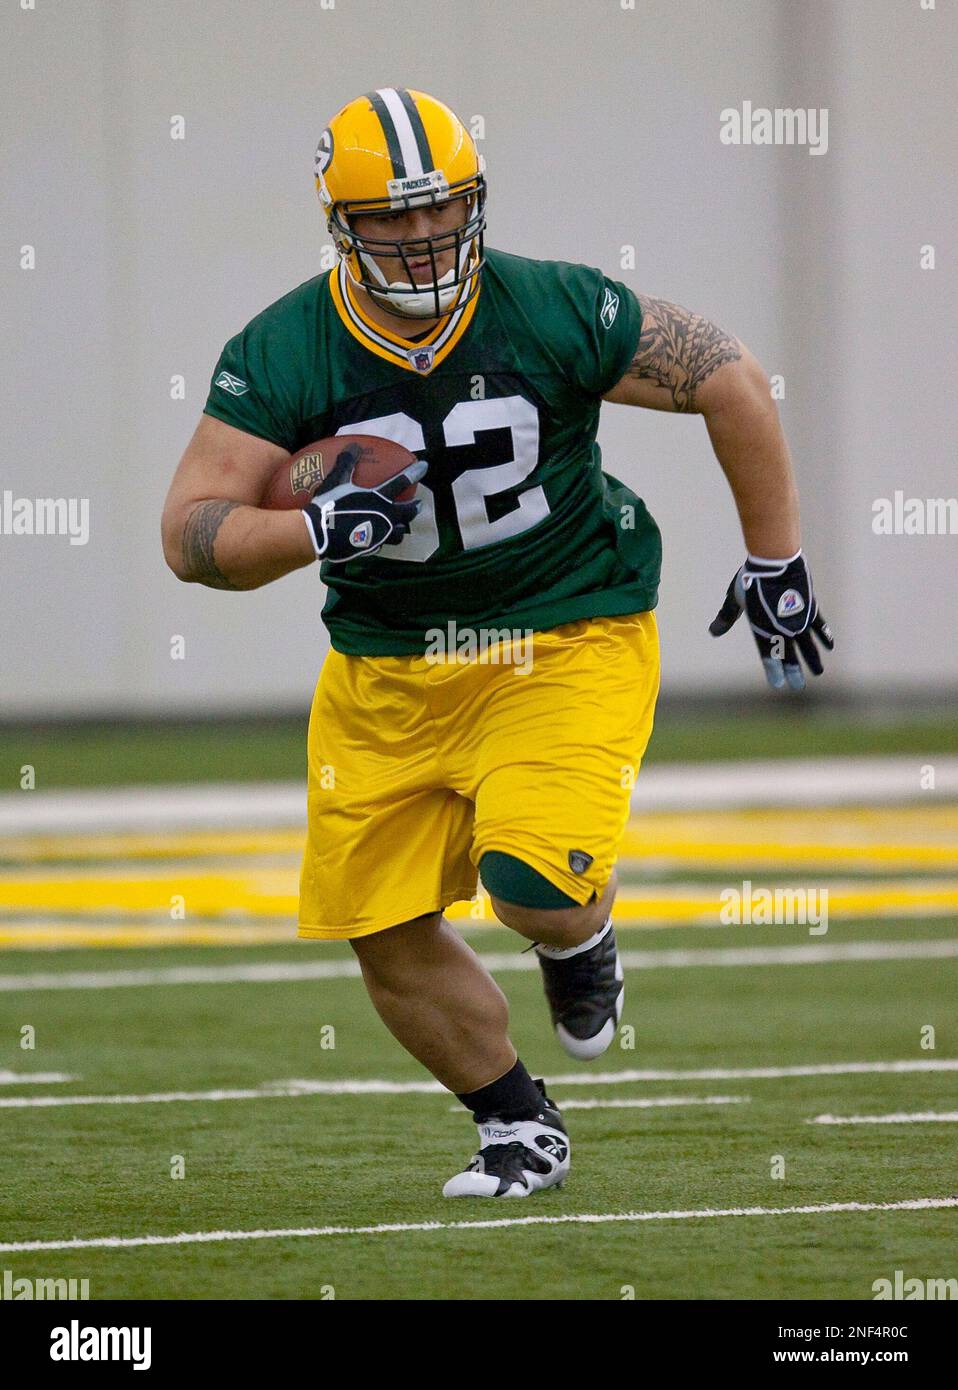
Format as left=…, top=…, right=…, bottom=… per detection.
left=709, top=549, right=834, bottom=691
left=302, top=442, right=426, bottom=564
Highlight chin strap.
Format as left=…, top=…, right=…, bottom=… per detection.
left=365, top=264, right=460, bottom=319
left=350, top=192, right=481, bottom=320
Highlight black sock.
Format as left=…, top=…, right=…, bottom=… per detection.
left=456, top=1058, right=543, bottom=1123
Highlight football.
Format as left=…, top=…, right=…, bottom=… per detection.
left=259, top=435, right=421, bottom=510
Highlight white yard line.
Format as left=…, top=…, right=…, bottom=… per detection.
left=0, top=783, right=306, bottom=835
left=1, top=756, right=955, bottom=836
left=0, top=959, right=364, bottom=991
left=543, top=1095, right=750, bottom=1111
left=809, top=1110, right=958, bottom=1125
left=2, top=1060, right=956, bottom=1109
left=0, top=1071, right=76, bottom=1086
left=2, top=1196, right=956, bottom=1255
left=632, top=758, right=958, bottom=810
left=447, top=1094, right=749, bottom=1113
left=594, top=1060, right=958, bottom=1081
left=2, top=937, right=957, bottom=993
left=0, top=1081, right=442, bottom=1109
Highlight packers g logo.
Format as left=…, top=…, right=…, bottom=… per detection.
left=315, top=127, right=334, bottom=177
left=314, top=127, right=335, bottom=206
left=291, top=451, right=326, bottom=497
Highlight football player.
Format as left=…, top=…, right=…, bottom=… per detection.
left=162, top=89, right=833, bottom=1199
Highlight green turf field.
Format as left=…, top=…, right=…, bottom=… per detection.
left=2, top=708, right=957, bottom=786
left=2, top=917, right=956, bottom=1300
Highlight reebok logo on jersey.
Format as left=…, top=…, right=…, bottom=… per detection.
left=777, top=589, right=805, bottom=618
left=214, top=371, right=249, bottom=396
left=600, top=287, right=619, bottom=329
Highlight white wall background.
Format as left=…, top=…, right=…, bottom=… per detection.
left=2, top=0, right=955, bottom=718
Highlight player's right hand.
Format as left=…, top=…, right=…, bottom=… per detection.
left=301, top=446, right=426, bottom=564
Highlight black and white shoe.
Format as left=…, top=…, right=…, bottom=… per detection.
left=443, top=1080, right=570, bottom=1198
left=536, top=918, right=624, bottom=1060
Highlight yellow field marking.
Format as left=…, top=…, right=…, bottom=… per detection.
left=620, top=806, right=958, bottom=867
left=1, top=874, right=956, bottom=949
left=461, top=885, right=958, bottom=927
left=2, top=805, right=955, bottom=868
left=0, top=869, right=296, bottom=917
left=0, top=923, right=295, bottom=949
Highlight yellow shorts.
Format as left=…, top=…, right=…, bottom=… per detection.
left=298, top=610, right=660, bottom=940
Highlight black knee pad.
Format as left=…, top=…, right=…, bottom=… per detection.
left=480, top=850, right=579, bottom=909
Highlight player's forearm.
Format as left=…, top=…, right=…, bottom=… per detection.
left=701, top=353, right=801, bottom=558
left=166, top=500, right=315, bottom=590
left=605, top=295, right=800, bottom=556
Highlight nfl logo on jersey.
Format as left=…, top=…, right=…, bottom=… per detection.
left=350, top=521, right=373, bottom=549
left=408, top=346, right=435, bottom=373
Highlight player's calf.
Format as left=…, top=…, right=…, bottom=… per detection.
left=350, top=912, right=514, bottom=1093
left=348, top=913, right=567, bottom=1197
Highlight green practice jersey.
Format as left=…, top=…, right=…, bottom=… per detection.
left=203, top=247, right=662, bottom=655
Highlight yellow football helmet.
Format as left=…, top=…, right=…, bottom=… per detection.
left=314, top=88, right=486, bottom=319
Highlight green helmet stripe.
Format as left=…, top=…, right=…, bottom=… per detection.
left=397, top=89, right=434, bottom=172
left=365, top=89, right=406, bottom=179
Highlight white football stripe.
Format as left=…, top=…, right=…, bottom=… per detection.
left=809, top=1110, right=958, bottom=1125
left=447, top=1094, right=749, bottom=1113
left=3, top=755, right=954, bottom=833
left=552, top=1095, right=750, bottom=1111
left=0, top=1070, right=76, bottom=1086
left=3, top=1060, right=957, bottom=1109
left=2, top=1196, right=955, bottom=1254
left=567, top=1060, right=958, bottom=1082
left=3, top=938, right=956, bottom=993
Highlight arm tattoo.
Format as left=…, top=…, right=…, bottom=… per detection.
left=181, top=500, right=243, bottom=590
left=629, top=296, right=743, bottom=412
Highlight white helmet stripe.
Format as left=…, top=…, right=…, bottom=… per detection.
left=375, top=87, right=427, bottom=178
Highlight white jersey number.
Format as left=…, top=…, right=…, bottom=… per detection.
left=335, top=396, right=544, bottom=563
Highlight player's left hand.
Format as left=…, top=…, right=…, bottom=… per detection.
left=709, top=549, right=834, bottom=691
